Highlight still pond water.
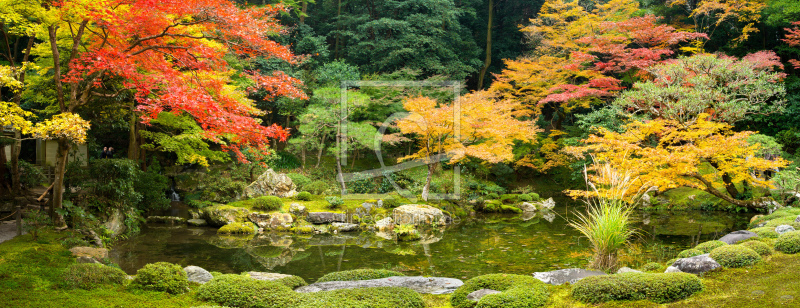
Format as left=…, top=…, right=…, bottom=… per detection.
left=111, top=201, right=751, bottom=282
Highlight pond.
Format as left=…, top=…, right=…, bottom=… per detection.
left=110, top=201, right=752, bottom=282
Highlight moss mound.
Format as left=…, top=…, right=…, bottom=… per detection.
left=253, top=196, right=283, bottom=211
left=750, top=227, right=779, bottom=238
left=62, top=263, right=127, bottom=290
left=709, top=245, right=761, bottom=268
left=295, top=191, right=313, bottom=201
left=217, top=222, right=258, bottom=234
left=131, top=262, right=189, bottom=294
left=273, top=275, right=308, bottom=289
left=739, top=241, right=773, bottom=256
left=571, top=272, right=704, bottom=304
left=196, top=274, right=300, bottom=308
left=316, top=269, right=405, bottom=283
left=297, top=287, right=425, bottom=308
left=451, top=274, right=549, bottom=308
left=775, top=231, right=800, bottom=254
left=749, top=208, right=800, bottom=228
left=678, top=248, right=704, bottom=258
left=695, top=240, right=727, bottom=253
left=640, top=262, right=663, bottom=272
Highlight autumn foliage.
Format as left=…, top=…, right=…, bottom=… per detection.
left=785, top=21, right=800, bottom=69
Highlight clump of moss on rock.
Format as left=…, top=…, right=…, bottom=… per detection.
left=297, top=287, right=425, bottom=308
left=316, top=269, right=405, bottom=283
left=217, top=222, right=258, bottom=234
left=750, top=227, right=779, bottom=238
left=253, top=196, right=283, bottom=211
left=196, top=274, right=300, bottom=308
left=695, top=240, right=727, bottom=253
left=451, top=274, right=549, bottom=308
left=62, top=263, right=128, bottom=290
left=739, top=241, right=772, bottom=256
left=130, top=262, right=189, bottom=294
left=571, top=272, right=703, bottom=304
left=775, top=231, right=800, bottom=254
left=678, top=248, right=704, bottom=258
left=709, top=245, right=761, bottom=268
left=640, top=262, right=663, bottom=272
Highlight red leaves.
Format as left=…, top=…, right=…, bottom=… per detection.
left=784, top=21, right=800, bottom=69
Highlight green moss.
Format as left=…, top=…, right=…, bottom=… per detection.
left=196, top=274, right=300, bottom=308
left=677, top=249, right=704, bottom=258
left=749, top=227, right=779, bottom=238
left=62, top=263, right=127, bottom=290
left=709, top=245, right=761, bottom=268
left=571, top=272, right=704, bottom=304
left=394, top=224, right=421, bottom=241
left=738, top=241, right=773, bottom=256
left=749, top=207, right=800, bottom=228
left=774, top=231, right=800, bottom=254
left=499, top=194, right=518, bottom=204
left=295, top=191, right=312, bottom=201
left=695, top=240, right=728, bottom=253
left=292, top=220, right=315, bottom=234
left=273, top=275, right=308, bottom=289
left=640, top=262, right=663, bottom=272
left=482, top=201, right=522, bottom=213
left=518, top=194, right=533, bottom=202
left=297, top=287, right=425, bottom=308
left=130, top=262, right=189, bottom=294
left=451, top=274, right=549, bottom=308
left=316, top=269, right=405, bottom=283
left=253, top=196, right=282, bottom=211
left=217, top=222, right=258, bottom=234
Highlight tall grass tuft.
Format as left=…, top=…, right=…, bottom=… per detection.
left=569, top=158, right=645, bottom=272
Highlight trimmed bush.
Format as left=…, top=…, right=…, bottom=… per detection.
left=709, top=245, right=761, bottom=268
left=325, top=196, right=344, bottom=209
left=316, top=269, right=405, bottom=283
left=695, top=240, right=727, bottom=253
left=62, top=263, right=127, bottom=290
left=451, top=274, right=549, bottom=308
left=571, top=272, right=703, bottom=304
left=640, top=262, right=663, bottom=272
left=677, top=249, right=704, bottom=258
left=196, top=274, right=300, bottom=308
left=383, top=198, right=402, bottom=209
left=739, top=241, right=772, bottom=256
left=297, top=287, right=425, bottom=308
left=130, top=262, right=189, bottom=294
left=253, top=196, right=282, bottom=211
left=775, top=231, right=800, bottom=254
left=295, top=191, right=313, bottom=201
left=217, top=222, right=258, bottom=234
left=530, top=193, right=540, bottom=201
left=303, top=181, right=329, bottom=195
left=750, top=227, right=779, bottom=238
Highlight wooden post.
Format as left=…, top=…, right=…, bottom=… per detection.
left=16, top=205, right=22, bottom=236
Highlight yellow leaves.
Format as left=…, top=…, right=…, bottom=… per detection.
left=682, top=0, right=767, bottom=45
left=29, top=113, right=91, bottom=144
left=0, top=100, right=35, bottom=133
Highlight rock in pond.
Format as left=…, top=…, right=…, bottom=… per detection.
left=290, top=203, right=307, bottom=217
left=375, top=217, right=394, bottom=232
left=199, top=204, right=250, bottom=227
left=146, top=216, right=186, bottom=224
left=296, top=276, right=463, bottom=294
left=776, top=225, right=796, bottom=235
left=616, top=267, right=642, bottom=274
left=247, top=272, right=295, bottom=281
left=70, top=246, right=109, bottom=260
left=532, top=268, right=606, bottom=285
left=719, top=230, right=758, bottom=244
left=518, top=202, right=537, bottom=212
left=393, top=204, right=446, bottom=226
left=665, top=254, right=720, bottom=275
left=184, top=266, right=213, bottom=284
left=239, top=168, right=297, bottom=199
left=187, top=219, right=208, bottom=227
left=249, top=213, right=272, bottom=229
left=307, top=212, right=347, bottom=224
left=467, top=289, right=501, bottom=302
left=269, top=213, right=293, bottom=230
left=331, top=222, right=359, bottom=232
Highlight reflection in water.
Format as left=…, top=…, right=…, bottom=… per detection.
left=111, top=206, right=750, bottom=282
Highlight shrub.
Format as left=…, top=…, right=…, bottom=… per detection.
left=640, top=262, right=663, bottom=272
left=196, top=274, right=300, bottom=308
left=217, top=222, right=258, bottom=234
left=571, top=272, right=703, bottom=304
left=775, top=231, right=800, bottom=254
left=287, top=173, right=311, bottom=189
left=451, top=274, right=549, bottom=308
left=325, top=196, right=344, bottom=209
left=677, top=249, right=704, bottom=258
left=518, top=194, right=533, bottom=202
left=131, top=262, right=189, bottom=294
left=695, top=240, right=727, bottom=253
left=750, top=227, right=779, bottom=238
left=15, top=160, right=47, bottom=188
left=382, top=198, right=402, bottom=209
left=316, top=269, right=405, bottom=283
left=709, top=245, right=761, bottom=268
left=253, top=196, right=282, bottom=211
left=297, top=287, right=425, bottom=308
left=295, top=191, right=312, bottom=201
left=499, top=194, right=518, bottom=204
left=530, top=193, right=540, bottom=201
left=62, top=263, right=127, bottom=290
left=304, top=181, right=329, bottom=195
left=739, top=241, right=772, bottom=256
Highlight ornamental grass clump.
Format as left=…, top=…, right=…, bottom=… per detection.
left=569, top=161, right=643, bottom=272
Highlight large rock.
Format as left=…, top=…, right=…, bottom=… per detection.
left=239, top=168, right=297, bottom=199
left=719, top=230, right=758, bottom=244
left=187, top=219, right=208, bottom=227
left=665, top=254, right=721, bottom=275
left=249, top=213, right=272, bottom=229
left=269, top=213, right=293, bottom=230
left=331, top=223, right=359, bottom=232
left=467, top=289, right=501, bottom=302
left=307, top=212, right=347, bottom=224
left=776, top=225, right=796, bottom=235
left=393, top=204, right=446, bottom=226
left=532, top=268, right=606, bottom=285
left=247, top=272, right=294, bottom=281
left=199, top=204, right=251, bottom=227
left=796, top=215, right=800, bottom=223
left=102, top=208, right=127, bottom=237
left=296, top=276, right=463, bottom=294
left=616, top=267, right=642, bottom=274
left=70, top=247, right=109, bottom=260
left=184, top=266, right=213, bottom=284
left=375, top=217, right=394, bottom=231
left=290, top=203, right=307, bottom=217
left=518, top=202, right=537, bottom=212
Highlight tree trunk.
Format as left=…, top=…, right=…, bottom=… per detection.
left=0, top=144, right=8, bottom=193
left=51, top=138, right=71, bottom=226
left=10, top=130, right=21, bottom=194
left=335, top=123, right=346, bottom=194
left=421, top=163, right=434, bottom=201
left=688, top=173, right=767, bottom=209
left=477, top=0, right=494, bottom=90
left=721, top=172, right=741, bottom=199
left=300, top=0, right=308, bottom=24
left=128, top=105, right=139, bottom=161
